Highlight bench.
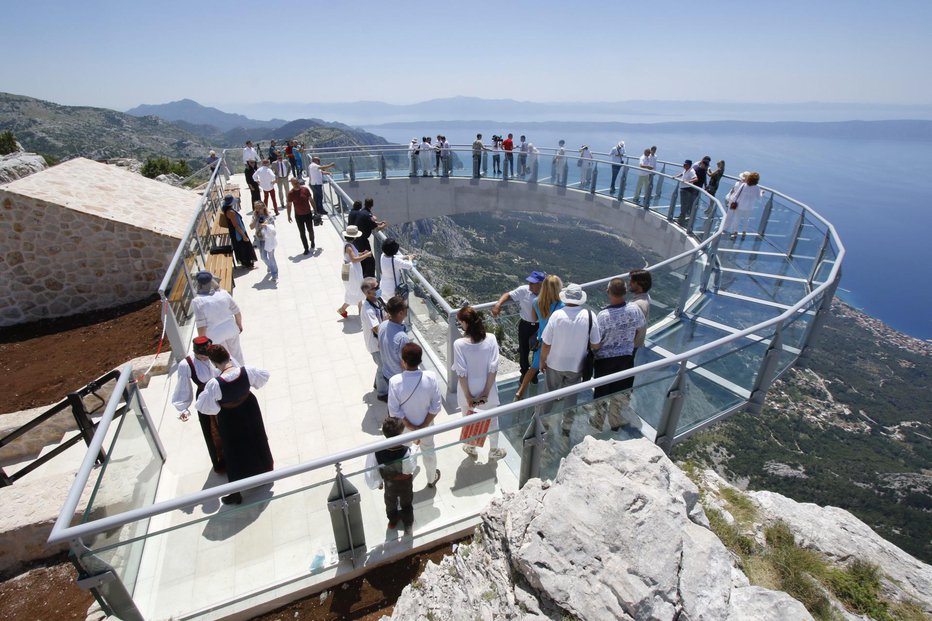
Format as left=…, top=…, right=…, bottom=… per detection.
left=205, top=253, right=234, bottom=294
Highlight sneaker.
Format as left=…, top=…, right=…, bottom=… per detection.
left=489, top=448, right=507, bottom=460
left=462, top=445, right=478, bottom=457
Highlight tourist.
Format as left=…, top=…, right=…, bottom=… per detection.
left=379, top=238, right=414, bottom=302
left=244, top=159, right=260, bottom=206
left=346, top=199, right=363, bottom=227
left=453, top=306, right=506, bottom=459
left=514, top=274, right=563, bottom=401
left=388, top=343, right=442, bottom=488
left=537, top=283, right=601, bottom=437
left=338, top=225, right=371, bottom=319
left=578, top=145, right=593, bottom=190
left=724, top=171, right=764, bottom=240
left=243, top=140, right=258, bottom=166
left=365, top=416, right=419, bottom=536
left=378, top=296, right=411, bottom=389
left=472, top=133, right=485, bottom=179
left=502, top=133, right=515, bottom=178
left=293, top=144, right=304, bottom=180
left=434, top=134, right=443, bottom=175
left=693, top=156, right=712, bottom=190
left=675, top=159, right=700, bottom=227
left=553, top=139, right=567, bottom=187
left=490, top=135, right=502, bottom=176
left=491, top=270, right=546, bottom=387
left=409, top=138, right=419, bottom=177
left=207, top=150, right=230, bottom=181
left=171, top=336, right=225, bottom=474
left=250, top=202, right=278, bottom=281
left=361, top=277, right=389, bottom=401
left=589, top=278, right=645, bottom=432
left=192, top=270, right=246, bottom=366
left=285, top=141, right=297, bottom=180
left=195, top=344, right=274, bottom=505
left=309, top=156, right=336, bottom=216
left=254, top=159, right=278, bottom=214
left=419, top=137, right=433, bottom=177
left=609, top=141, right=626, bottom=194
left=274, top=155, right=290, bottom=208
left=518, top=135, right=528, bottom=178
left=627, top=269, right=652, bottom=359
left=440, top=135, right=452, bottom=177
left=286, top=178, right=316, bottom=255
left=707, top=160, right=726, bottom=197
left=526, top=142, right=540, bottom=183
left=354, top=197, right=385, bottom=279
left=633, top=148, right=653, bottom=205
left=220, top=195, right=256, bottom=268
left=267, top=140, right=279, bottom=163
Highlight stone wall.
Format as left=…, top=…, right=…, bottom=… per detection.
left=0, top=191, right=178, bottom=326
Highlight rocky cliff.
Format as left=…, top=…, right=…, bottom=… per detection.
left=0, top=151, right=46, bottom=184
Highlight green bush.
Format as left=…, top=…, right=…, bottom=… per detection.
left=141, top=156, right=191, bottom=179
left=0, top=131, right=18, bottom=155
left=706, top=507, right=756, bottom=559
left=827, top=560, right=889, bottom=619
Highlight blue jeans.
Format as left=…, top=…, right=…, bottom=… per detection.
left=259, top=241, right=278, bottom=277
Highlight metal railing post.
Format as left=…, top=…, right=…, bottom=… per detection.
left=160, top=297, right=187, bottom=364
left=700, top=234, right=722, bottom=294
left=667, top=185, right=678, bottom=221
left=675, top=255, right=698, bottom=317
left=618, top=166, right=628, bottom=200
left=379, top=154, right=387, bottom=179
left=348, top=157, right=356, bottom=182
left=654, top=169, right=665, bottom=204
left=655, top=361, right=688, bottom=453
left=807, top=231, right=831, bottom=284
left=746, top=320, right=785, bottom=415
left=590, top=164, right=598, bottom=194
left=71, top=540, right=144, bottom=621
left=758, top=192, right=775, bottom=237
left=786, top=211, right=806, bottom=257
left=327, top=463, right=366, bottom=567
left=701, top=202, right=717, bottom=240
left=66, top=392, right=107, bottom=465
left=482, top=151, right=488, bottom=177
left=686, top=195, right=702, bottom=235
left=644, top=175, right=655, bottom=209
left=519, top=413, right=545, bottom=488
left=561, top=161, right=568, bottom=188
left=447, top=311, right=459, bottom=395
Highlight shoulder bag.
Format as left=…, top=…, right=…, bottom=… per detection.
left=581, top=310, right=595, bottom=381
left=341, top=243, right=352, bottom=281
left=729, top=183, right=745, bottom=210
left=392, top=256, right=410, bottom=299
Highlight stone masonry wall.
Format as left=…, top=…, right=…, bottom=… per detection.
left=0, top=190, right=179, bottom=326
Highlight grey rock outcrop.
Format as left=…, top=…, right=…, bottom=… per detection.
left=750, top=490, right=932, bottom=614
left=154, top=172, right=184, bottom=186
left=0, top=151, right=47, bottom=184
left=385, top=438, right=811, bottom=621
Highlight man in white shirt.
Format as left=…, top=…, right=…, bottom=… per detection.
left=192, top=271, right=246, bottom=365
left=308, top=156, right=336, bottom=217
left=578, top=145, right=593, bottom=190
left=419, top=137, right=433, bottom=177
left=254, top=160, right=278, bottom=214
left=633, top=148, right=653, bottom=205
left=440, top=135, right=452, bottom=177
left=361, top=277, right=389, bottom=400
left=609, top=140, right=626, bottom=194
left=538, top=283, right=601, bottom=435
left=491, top=270, right=545, bottom=384
left=388, top=343, right=443, bottom=488
left=676, top=159, right=700, bottom=227
left=518, top=135, right=528, bottom=178
left=243, top=140, right=258, bottom=166
left=274, top=157, right=290, bottom=208
left=627, top=269, right=652, bottom=358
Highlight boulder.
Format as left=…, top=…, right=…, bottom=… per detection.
left=0, top=151, right=47, bottom=184
left=385, top=438, right=811, bottom=620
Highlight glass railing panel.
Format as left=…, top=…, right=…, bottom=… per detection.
left=810, top=259, right=836, bottom=287
left=646, top=171, right=678, bottom=215
left=716, top=269, right=809, bottom=306
left=690, top=194, right=719, bottom=241
left=674, top=364, right=747, bottom=438
left=759, top=195, right=802, bottom=255
left=645, top=254, right=695, bottom=320
left=787, top=214, right=827, bottom=270
left=405, top=277, right=452, bottom=374
left=81, top=387, right=163, bottom=596
left=627, top=351, right=681, bottom=431
left=717, top=249, right=805, bottom=279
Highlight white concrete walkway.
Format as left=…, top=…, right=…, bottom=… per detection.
left=130, top=175, right=520, bottom=620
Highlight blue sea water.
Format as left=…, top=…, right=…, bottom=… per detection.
left=367, top=124, right=932, bottom=341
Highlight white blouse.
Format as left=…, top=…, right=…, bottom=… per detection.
left=452, top=334, right=501, bottom=407
left=379, top=254, right=414, bottom=301
left=195, top=366, right=271, bottom=415
left=171, top=356, right=218, bottom=413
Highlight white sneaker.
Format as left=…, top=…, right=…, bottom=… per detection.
left=462, top=445, right=478, bottom=457
left=489, top=448, right=507, bottom=460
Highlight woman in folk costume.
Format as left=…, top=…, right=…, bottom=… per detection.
left=195, top=344, right=274, bottom=505
left=171, top=336, right=226, bottom=473
left=220, top=194, right=257, bottom=268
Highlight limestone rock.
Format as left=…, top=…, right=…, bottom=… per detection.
left=0, top=151, right=47, bottom=184
left=385, top=438, right=811, bottom=621
left=154, top=172, right=184, bottom=186
left=750, top=490, right=932, bottom=613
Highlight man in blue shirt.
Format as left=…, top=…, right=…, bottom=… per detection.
left=377, top=296, right=411, bottom=400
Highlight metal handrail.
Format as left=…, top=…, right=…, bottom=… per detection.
left=54, top=145, right=843, bottom=544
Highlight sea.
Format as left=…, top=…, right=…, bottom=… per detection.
left=365, top=123, right=932, bottom=341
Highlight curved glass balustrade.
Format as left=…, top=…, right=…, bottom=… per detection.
left=52, top=145, right=843, bottom=621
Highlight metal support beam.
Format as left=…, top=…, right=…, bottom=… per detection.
left=655, top=361, right=688, bottom=453
left=786, top=211, right=806, bottom=257
left=799, top=271, right=841, bottom=361
left=348, top=157, right=356, bottom=182
left=699, top=233, right=722, bottom=294
left=519, top=413, right=545, bottom=488
left=618, top=166, right=628, bottom=200
left=379, top=154, right=387, bottom=179
left=446, top=312, right=459, bottom=395
left=327, top=463, right=366, bottom=567
left=746, top=321, right=785, bottom=415
left=70, top=540, right=144, bottom=621
left=807, top=231, right=831, bottom=284
left=675, top=255, right=698, bottom=317
left=666, top=186, right=677, bottom=221
left=589, top=164, right=597, bottom=194
left=757, top=193, right=775, bottom=237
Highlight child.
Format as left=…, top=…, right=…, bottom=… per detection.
left=250, top=202, right=279, bottom=280
left=365, top=416, right=419, bottom=536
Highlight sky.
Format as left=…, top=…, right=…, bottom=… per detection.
left=3, top=0, right=932, bottom=112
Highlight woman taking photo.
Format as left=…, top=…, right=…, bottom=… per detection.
left=195, top=344, right=274, bottom=505
left=452, top=306, right=505, bottom=459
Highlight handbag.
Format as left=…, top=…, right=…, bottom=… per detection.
left=392, top=256, right=410, bottom=299
left=313, top=213, right=323, bottom=226
left=729, top=183, right=745, bottom=210
left=341, top=243, right=352, bottom=282
left=460, top=415, right=492, bottom=448
left=581, top=311, right=595, bottom=381
left=217, top=208, right=229, bottom=228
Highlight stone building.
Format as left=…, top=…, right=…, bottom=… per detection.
left=0, top=158, right=199, bottom=326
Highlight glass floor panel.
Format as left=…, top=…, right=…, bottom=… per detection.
left=715, top=270, right=811, bottom=306
left=688, top=292, right=784, bottom=332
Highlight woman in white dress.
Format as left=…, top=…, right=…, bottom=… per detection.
left=338, top=225, right=372, bottom=318
left=452, top=306, right=506, bottom=459
left=379, top=238, right=415, bottom=303
left=723, top=171, right=765, bottom=240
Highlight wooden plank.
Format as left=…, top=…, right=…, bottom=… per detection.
left=205, top=253, right=234, bottom=294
